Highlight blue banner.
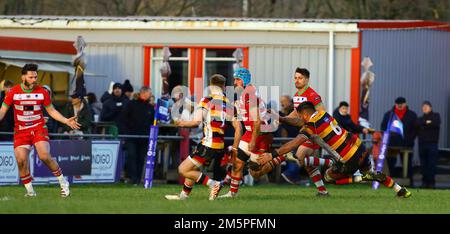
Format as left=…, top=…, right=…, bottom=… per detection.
left=157, top=98, right=170, bottom=124
left=372, top=113, right=403, bottom=189
left=144, top=104, right=159, bottom=189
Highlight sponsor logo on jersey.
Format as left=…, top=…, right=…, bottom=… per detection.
left=13, top=93, right=44, bottom=101
left=20, top=101, right=37, bottom=105
left=22, top=111, right=35, bottom=116
left=17, top=114, right=41, bottom=122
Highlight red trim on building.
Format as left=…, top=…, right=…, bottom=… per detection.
left=350, top=32, right=362, bottom=123
left=358, top=21, right=450, bottom=30
left=143, top=47, right=151, bottom=86
left=243, top=48, right=249, bottom=68
left=0, top=36, right=76, bottom=54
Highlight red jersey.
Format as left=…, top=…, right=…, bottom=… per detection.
left=293, top=85, right=322, bottom=108
left=2, top=84, right=52, bottom=132
left=237, top=85, right=274, bottom=142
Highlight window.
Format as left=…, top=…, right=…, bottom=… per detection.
left=151, top=48, right=189, bottom=99
left=204, top=48, right=243, bottom=87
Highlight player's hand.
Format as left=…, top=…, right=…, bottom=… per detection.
left=248, top=142, right=256, bottom=152
left=257, top=153, right=272, bottom=165
left=231, top=147, right=238, bottom=159
left=174, top=120, right=184, bottom=127
left=65, top=116, right=81, bottom=130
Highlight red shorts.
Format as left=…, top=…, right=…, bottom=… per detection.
left=14, top=127, right=49, bottom=149
left=301, top=140, right=320, bottom=150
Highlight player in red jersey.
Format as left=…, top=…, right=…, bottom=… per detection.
left=251, top=68, right=331, bottom=196
left=259, top=101, right=411, bottom=198
left=165, top=74, right=242, bottom=201
left=218, top=68, right=277, bottom=199
left=0, top=64, right=80, bottom=197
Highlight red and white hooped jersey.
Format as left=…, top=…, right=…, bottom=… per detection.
left=2, top=84, right=52, bottom=132
left=237, top=85, right=273, bottom=136
left=293, top=85, right=322, bottom=108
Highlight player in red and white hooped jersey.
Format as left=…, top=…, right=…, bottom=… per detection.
left=251, top=68, right=331, bottom=196
left=0, top=64, right=80, bottom=198
left=218, top=68, right=277, bottom=199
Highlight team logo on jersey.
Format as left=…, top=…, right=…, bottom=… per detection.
left=293, top=96, right=307, bottom=103
left=323, top=116, right=330, bottom=123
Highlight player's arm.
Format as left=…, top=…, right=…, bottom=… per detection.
left=0, top=104, right=10, bottom=122
left=257, top=134, right=308, bottom=165
left=175, top=108, right=204, bottom=128
left=231, top=118, right=242, bottom=156
left=45, top=105, right=81, bottom=130
left=248, top=102, right=260, bottom=152
left=280, top=109, right=304, bottom=127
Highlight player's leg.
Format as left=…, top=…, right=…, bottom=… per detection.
left=178, top=155, right=222, bottom=200
left=219, top=148, right=247, bottom=198
left=34, top=140, right=70, bottom=197
left=359, top=154, right=411, bottom=198
left=167, top=145, right=222, bottom=200
left=14, top=145, right=35, bottom=196
left=296, top=145, right=328, bottom=196
left=303, top=156, right=334, bottom=168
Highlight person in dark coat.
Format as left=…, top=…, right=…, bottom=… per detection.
left=417, top=101, right=441, bottom=189
left=119, top=86, right=154, bottom=185
left=0, top=80, right=14, bottom=141
left=122, top=79, right=134, bottom=100
left=60, top=92, right=93, bottom=134
left=381, top=97, right=417, bottom=185
left=100, top=83, right=129, bottom=128
left=333, top=101, right=369, bottom=135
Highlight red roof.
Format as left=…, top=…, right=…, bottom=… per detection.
left=0, top=36, right=77, bottom=55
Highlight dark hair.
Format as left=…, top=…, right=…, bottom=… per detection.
left=422, top=101, right=432, bottom=108
left=339, top=101, right=349, bottom=108
left=210, top=74, right=226, bottom=86
left=3, top=80, right=14, bottom=88
left=296, top=101, right=315, bottom=113
left=295, top=67, right=310, bottom=78
left=22, top=63, right=38, bottom=75
left=87, top=92, right=97, bottom=104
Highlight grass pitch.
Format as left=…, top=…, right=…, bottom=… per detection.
left=1, top=183, right=449, bottom=214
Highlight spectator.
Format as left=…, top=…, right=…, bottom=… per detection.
left=122, top=79, right=134, bottom=100
left=381, top=97, right=417, bottom=185
left=41, top=85, right=59, bottom=133
left=417, top=101, right=441, bottom=189
left=119, top=86, right=154, bottom=185
left=333, top=101, right=369, bottom=135
left=277, top=95, right=302, bottom=185
left=149, top=95, right=155, bottom=106
left=87, top=92, right=102, bottom=119
left=60, top=92, right=93, bottom=135
left=0, top=80, right=14, bottom=141
left=100, top=82, right=129, bottom=125
left=277, top=95, right=300, bottom=137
